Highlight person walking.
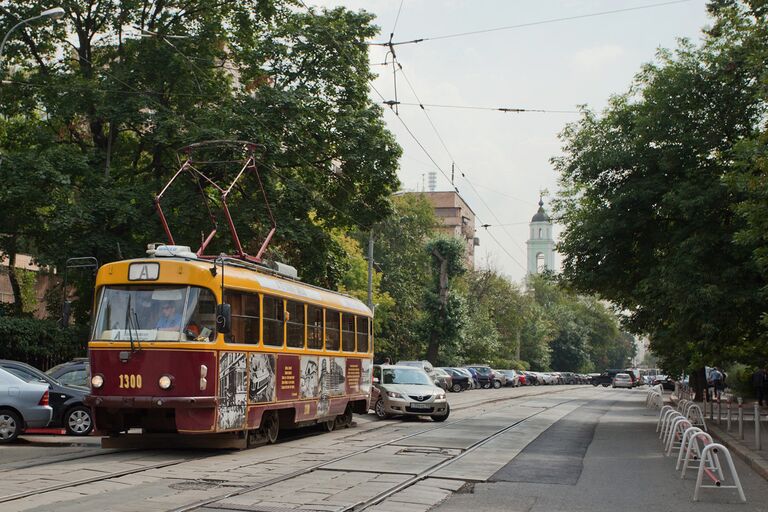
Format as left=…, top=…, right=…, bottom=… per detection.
left=753, top=367, right=767, bottom=406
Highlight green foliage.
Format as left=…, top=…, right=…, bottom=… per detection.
left=422, top=236, right=466, bottom=364
left=370, top=194, right=437, bottom=361
left=554, top=1, right=768, bottom=374
left=16, top=269, right=38, bottom=314
left=0, top=316, right=88, bottom=370
left=0, top=0, right=401, bottom=314
left=724, top=363, right=754, bottom=399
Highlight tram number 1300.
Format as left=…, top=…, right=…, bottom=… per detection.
left=118, top=374, right=143, bottom=389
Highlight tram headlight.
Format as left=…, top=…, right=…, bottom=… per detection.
left=158, top=375, right=174, bottom=390
left=91, top=374, right=104, bottom=389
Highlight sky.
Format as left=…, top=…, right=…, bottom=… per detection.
left=310, top=0, right=712, bottom=282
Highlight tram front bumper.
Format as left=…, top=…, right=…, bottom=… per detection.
left=85, top=395, right=218, bottom=409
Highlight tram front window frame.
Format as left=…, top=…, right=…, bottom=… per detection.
left=92, top=285, right=217, bottom=342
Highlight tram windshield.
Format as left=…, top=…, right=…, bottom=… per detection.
left=92, top=285, right=217, bottom=342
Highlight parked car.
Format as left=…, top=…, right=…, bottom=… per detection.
left=518, top=372, right=528, bottom=386
left=462, top=367, right=481, bottom=389
left=45, top=358, right=90, bottom=389
left=491, top=370, right=506, bottom=389
left=0, top=367, right=52, bottom=443
left=612, top=373, right=633, bottom=389
left=430, top=367, right=453, bottom=391
left=524, top=372, right=539, bottom=385
left=0, top=360, right=93, bottom=436
left=370, top=365, right=449, bottom=421
left=538, top=372, right=558, bottom=385
left=439, top=367, right=470, bottom=392
left=464, top=365, right=495, bottom=389
left=499, top=369, right=520, bottom=387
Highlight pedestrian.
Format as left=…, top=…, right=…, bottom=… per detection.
left=753, top=367, right=767, bottom=406
left=709, top=367, right=722, bottom=399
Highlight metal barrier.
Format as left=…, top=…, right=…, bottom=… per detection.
left=656, top=405, right=675, bottom=432
left=665, top=417, right=692, bottom=457
left=693, top=443, right=746, bottom=502
left=676, top=426, right=703, bottom=471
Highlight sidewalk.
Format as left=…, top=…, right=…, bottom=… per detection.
left=672, top=394, right=768, bottom=483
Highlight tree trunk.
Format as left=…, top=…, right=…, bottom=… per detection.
left=6, top=251, right=24, bottom=316
left=691, top=366, right=707, bottom=402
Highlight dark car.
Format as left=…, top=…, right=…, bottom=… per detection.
left=45, top=358, right=90, bottom=389
left=524, top=372, right=539, bottom=385
left=464, top=365, right=495, bottom=389
left=439, top=367, right=470, bottom=392
left=0, top=360, right=93, bottom=436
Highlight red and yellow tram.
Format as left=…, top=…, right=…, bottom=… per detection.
left=85, top=245, right=373, bottom=448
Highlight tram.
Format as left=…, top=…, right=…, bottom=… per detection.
left=84, top=142, right=374, bottom=448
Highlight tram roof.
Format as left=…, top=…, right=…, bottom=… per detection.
left=99, top=257, right=373, bottom=316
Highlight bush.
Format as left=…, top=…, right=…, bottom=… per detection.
left=725, top=363, right=755, bottom=399
left=0, top=317, right=88, bottom=370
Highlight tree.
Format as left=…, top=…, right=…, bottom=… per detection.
left=369, top=193, right=436, bottom=361
left=422, top=237, right=466, bottom=364
left=0, top=0, right=401, bottom=316
left=553, top=0, right=768, bottom=378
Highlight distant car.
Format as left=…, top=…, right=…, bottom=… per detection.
left=524, top=372, right=539, bottom=385
left=370, top=365, right=449, bottom=421
left=431, top=367, right=453, bottom=391
left=0, top=360, right=93, bottom=436
left=499, top=370, right=520, bottom=387
left=491, top=370, right=506, bottom=389
left=612, top=373, right=633, bottom=389
left=518, top=372, right=528, bottom=386
left=450, top=367, right=476, bottom=390
left=0, top=367, right=52, bottom=443
left=464, top=365, right=495, bottom=389
left=438, top=367, right=469, bottom=392
left=45, top=358, right=90, bottom=389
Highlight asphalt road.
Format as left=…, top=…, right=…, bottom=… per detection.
left=2, top=385, right=766, bottom=512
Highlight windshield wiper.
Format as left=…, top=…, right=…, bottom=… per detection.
left=125, top=294, right=135, bottom=353
left=131, top=308, right=142, bottom=351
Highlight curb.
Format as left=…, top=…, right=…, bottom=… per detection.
left=707, top=423, right=768, bottom=483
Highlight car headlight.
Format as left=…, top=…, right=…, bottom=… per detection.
left=436, top=392, right=446, bottom=400
left=387, top=391, right=404, bottom=399
left=158, top=375, right=174, bottom=390
left=91, top=374, right=104, bottom=389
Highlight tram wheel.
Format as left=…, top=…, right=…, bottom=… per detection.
left=261, top=411, right=279, bottom=444
left=335, top=405, right=353, bottom=429
left=323, top=418, right=336, bottom=432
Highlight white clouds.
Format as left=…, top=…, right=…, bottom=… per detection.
left=570, top=44, right=625, bottom=73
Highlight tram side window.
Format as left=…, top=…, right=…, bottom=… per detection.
left=325, top=309, right=340, bottom=351
left=263, top=295, right=284, bottom=347
left=286, top=300, right=305, bottom=348
left=357, top=317, right=370, bottom=353
left=341, top=313, right=355, bottom=352
left=183, top=287, right=217, bottom=341
left=307, top=305, right=323, bottom=350
left=228, top=291, right=259, bottom=344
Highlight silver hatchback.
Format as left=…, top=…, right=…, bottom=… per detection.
left=371, top=365, right=449, bottom=421
left=0, top=367, right=52, bottom=443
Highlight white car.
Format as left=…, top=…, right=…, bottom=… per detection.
left=612, top=373, right=633, bottom=389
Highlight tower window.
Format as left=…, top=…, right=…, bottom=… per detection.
left=536, top=253, right=546, bottom=273
left=538, top=228, right=542, bottom=238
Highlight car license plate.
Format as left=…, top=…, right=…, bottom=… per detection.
left=410, top=403, right=431, bottom=409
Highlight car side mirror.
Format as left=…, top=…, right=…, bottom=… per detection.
left=215, top=303, right=231, bottom=334
left=372, top=377, right=379, bottom=384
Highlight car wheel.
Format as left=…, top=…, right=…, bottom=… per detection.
left=602, top=383, right=610, bottom=387
left=451, top=383, right=462, bottom=393
left=65, top=406, right=93, bottom=436
left=493, top=380, right=502, bottom=389
left=374, top=398, right=390, bottom=419
left=432, top=403, right=450, bottom=422
left=0, top=409, right=21, bottom=443
left=482, top=382, right=491, bottom=389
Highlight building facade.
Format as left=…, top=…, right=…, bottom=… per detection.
left=405, top=191, right=478, bottom=269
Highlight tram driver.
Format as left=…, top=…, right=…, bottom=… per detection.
left=156, top=301, right=182, bottom=331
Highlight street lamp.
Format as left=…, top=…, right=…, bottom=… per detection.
left=0, top=7, right=66, bottom=74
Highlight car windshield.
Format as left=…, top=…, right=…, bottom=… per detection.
left=92, top=285, right=217, bottom=342
left=383, top=368, right=432, bottom=386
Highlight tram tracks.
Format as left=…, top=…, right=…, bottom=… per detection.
left=0, top=386, right=588, bottom=510
left=172, top=391, right=592, bottom=512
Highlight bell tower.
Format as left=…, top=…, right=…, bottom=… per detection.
left=526, top=196, right=555, bottom=275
